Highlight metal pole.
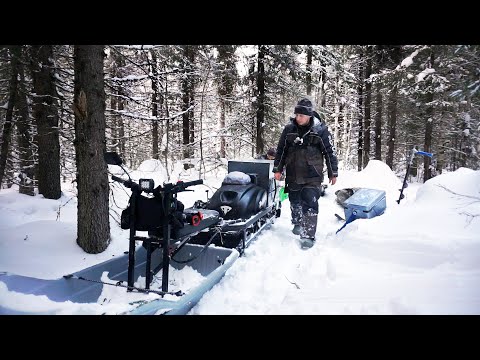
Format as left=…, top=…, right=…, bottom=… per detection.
left=145, top=242, right=152, bottom=290
left=127, top=192, right=137, bottom=290
left=397, top=148, right=415, bottom=204
left=397, top=148, right=433, bottom=204
left=161, top=193, right=172, bottom=293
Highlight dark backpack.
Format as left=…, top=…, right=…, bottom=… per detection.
left=313, top=110, right=326, bottom=125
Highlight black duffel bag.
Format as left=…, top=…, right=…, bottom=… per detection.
left=121, top=195, right=185, bottom=231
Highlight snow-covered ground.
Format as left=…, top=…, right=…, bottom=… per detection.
left=1, top=160, right=479, bottom=314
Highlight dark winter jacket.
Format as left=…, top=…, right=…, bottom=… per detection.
left=273, top=115, right=338, bottom=186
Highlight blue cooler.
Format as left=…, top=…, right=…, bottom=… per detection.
left=343, top=188, right=386, bottom=221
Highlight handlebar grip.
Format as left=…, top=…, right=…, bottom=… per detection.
left=183, top=179, right=203, bottom=187
left=111, top=175, right=124, bottom=183
left=111, top=175, right=132, bottom=189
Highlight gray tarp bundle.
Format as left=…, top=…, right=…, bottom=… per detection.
left=335, top=188, right=360, bottom=207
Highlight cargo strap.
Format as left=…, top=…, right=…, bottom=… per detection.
left=170, top=229, right=222, bottom=264
left=62, top=274, right=183, bottom=297
left=335, top=213, right=357, bottom=234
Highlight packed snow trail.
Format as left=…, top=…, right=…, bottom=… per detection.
left=189, top=165, right=480, bottom=314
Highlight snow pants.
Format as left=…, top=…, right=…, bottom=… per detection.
left=289, top=185, right=322, bottom=239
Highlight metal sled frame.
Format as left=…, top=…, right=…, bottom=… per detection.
left=220, top=206, right=276, bottom=254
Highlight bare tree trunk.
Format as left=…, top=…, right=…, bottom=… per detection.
left=15, top=47, right=35, bottom=195
left=423, top=48, right=435, bottom=182
left=436, top=134, right=448, bottom=175
left=357, top=48, right=364, bottom=171
left=319, top=52, right=327, bottom=109
left=73, top=45, right=110, bottom=254
left=150, top=50, right=159, bottom=160
left=306, top=46, right=313, bottom=96
left=29, top=45, right=61, bottom=199
left=363, top=46, right=372, bottom=168
left=110, top=94, right=117, bottom=149
left=117, top=96, right=125, bottom=157
left=256, top=45, right=266, bottom=155
left=452, top=135, right=458, bottom=171
left=5, top=166, right=14, bottom=188
left=214, top=45, right=237, bottom=159
left=0, top=46, right=19, bottom=189
left=248, top=59, right=256, bottom=157
left=158, top=91, right=164, bottom=157
left=343, top=112, right=352, bottom=166
left=374, top=84, right=383, bottom=160
left=162, top=63, right=170, bottom=177
left=385, top=46, right=401, bottom=169
left=333, top=70, right=344, bottom=160
left=374, top=46, right=384, bottom=161
left=334, top=100, right=340, bottom=152
left=110, top=50, right=126, bottom=158
left=220, top=101, right=226, bottom=157
left=198, top=61, right=212, bottom=179
left=152, top=123, right=159, bottom=159
left=181, top=45, right=195, bottom=162
left=460, top=99, right=472, bottom=168
left=386, top=81, right=398, bottom=169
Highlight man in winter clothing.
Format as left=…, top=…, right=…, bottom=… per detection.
left=273, top=98, right=338, bottom=248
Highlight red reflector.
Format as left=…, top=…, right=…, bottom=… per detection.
left=191, top=214, right=201, bottom=226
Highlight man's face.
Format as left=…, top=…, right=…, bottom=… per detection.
left=295, top=113, right=310, bottom=126
left=266, top=154, right=275, bottom=160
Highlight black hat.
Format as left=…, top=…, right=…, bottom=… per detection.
left=294, top=98, right=313, bottom=117
left=267, top=148, right=276, bottom=157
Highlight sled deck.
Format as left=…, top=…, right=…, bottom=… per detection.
left=0, top=244, right=238, bottom=315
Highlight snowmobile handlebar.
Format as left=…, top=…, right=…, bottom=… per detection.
left=154, top=179, right=203, bottom=196
left=111, top=175, right=203, bottom=196
left=111, top=175, right=136, bottom=189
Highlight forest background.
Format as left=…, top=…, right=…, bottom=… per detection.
left=0, top=45, right=478, bottom=253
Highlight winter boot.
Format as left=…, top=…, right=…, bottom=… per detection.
left=292, top=224, right=303, bottom=235
left=291, top=201, right=303, bottom=235
left=299, top=236, right=315, bottom=249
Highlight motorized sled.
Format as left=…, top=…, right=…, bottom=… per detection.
left=0, top=152, right=239, bottom=315
left=189, top=159, right=281, bottom=253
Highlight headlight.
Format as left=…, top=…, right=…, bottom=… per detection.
left=139, top=178, right=154, bottom=192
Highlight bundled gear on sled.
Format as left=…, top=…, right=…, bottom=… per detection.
left=190, top=160, right=281, bottom=252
